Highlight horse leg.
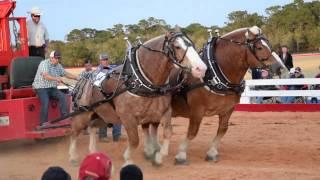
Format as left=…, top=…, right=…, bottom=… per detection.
left=142, top=124, right=154, bottom=160
left=175, top=108, right=203, bottom=165
left=205, top=109, right=233, bottom=162
left=88, top=126, right=98, bottom=153
left=156, top=108, right=172, bottom=160
left=68, top=112, right=92, bottom=166
left=69, top=129, right=80, bottom=166
left=150, top=122, right=163, bottom=166
left=69, top=121, right=83, bottom=166
left=122, top=120, right=139, bottom=166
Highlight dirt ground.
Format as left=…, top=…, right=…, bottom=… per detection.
left=0, top=112, right=320, bottom=180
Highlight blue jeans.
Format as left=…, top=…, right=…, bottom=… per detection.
left=35, top=88, right=68, bottom=124
left=281, top=96, right=295, bottom=104
left=99, top=124, right=122, bottom=140
left=256, top=97, right=264, bottom=104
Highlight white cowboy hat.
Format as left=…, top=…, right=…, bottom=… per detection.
left=28, top=7, right=43, bottom=16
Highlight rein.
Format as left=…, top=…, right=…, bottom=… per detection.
left=49, top=86, right=129, bottom=125
left=46, top=33, right=195, bottom=124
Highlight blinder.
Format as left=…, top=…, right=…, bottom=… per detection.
left=164, top=32, right=194, bottom=67
left=246, top=35, right=273, bottom=62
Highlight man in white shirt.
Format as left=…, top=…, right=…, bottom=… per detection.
left=27, top=7, right=49, bottom=59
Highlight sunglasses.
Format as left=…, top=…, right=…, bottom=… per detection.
left=32, top=15, right=40, bottom=18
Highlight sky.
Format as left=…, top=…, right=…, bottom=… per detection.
left=13, top=0, right=297, bottom=41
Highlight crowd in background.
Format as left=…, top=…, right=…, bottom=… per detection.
left=251, top=45, right=320, bottom=104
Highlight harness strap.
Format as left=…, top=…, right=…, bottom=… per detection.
left=50, top=87, right=129, bottom=124
left=200, top=37, right=245, bottom=95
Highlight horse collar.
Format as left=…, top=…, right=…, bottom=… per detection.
left=201, top=37, right=245, bottom=95
left=123, top=46, right=183, bottom=97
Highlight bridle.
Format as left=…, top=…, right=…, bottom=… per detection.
left=140, top=32, right=194, bottom=72
left=219, top=32, right=273, bottom=64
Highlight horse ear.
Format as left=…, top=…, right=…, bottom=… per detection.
left=174, top=25, right=181, bottom=32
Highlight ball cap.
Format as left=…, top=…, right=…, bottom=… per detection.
left=50, top=50, right=61, bottom=59
left=28, top=7, right=43, bottom=16
left=99, top=53, right=109, bottom=60
left=79, top=152, right=112, bottom=180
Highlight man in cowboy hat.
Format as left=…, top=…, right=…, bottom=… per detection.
left=27, top=7, right=49, bottom=59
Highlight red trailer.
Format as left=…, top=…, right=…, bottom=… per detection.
left=0, top=0, right=71, bottom=142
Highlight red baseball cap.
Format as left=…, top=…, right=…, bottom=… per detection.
left=79, top=152, right=112, bottom=180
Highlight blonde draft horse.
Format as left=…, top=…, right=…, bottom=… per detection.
left=69, top=29, right=207, bottom=166
left=172, top=26, right=286, bottom=165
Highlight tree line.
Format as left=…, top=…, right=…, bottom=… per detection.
left=49, top=0, right=320, bottom=66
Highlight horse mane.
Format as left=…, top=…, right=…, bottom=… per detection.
left=222, top=26, right=262, bottom=39
left=143, top=35, right=165, bottom=45
left=222, top=28, right=247, bottom=38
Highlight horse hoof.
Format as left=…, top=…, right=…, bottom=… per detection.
left=151, top=152, right=163, bottom=167
left=144, top=153, right=154, bottom=161
left=174, top=158, right=189, bottom=165
left=152, top=160, right=162, bottom=167
left=69, top=159, right=79, bottom=166
left=205, top=154, right=219, bottom=162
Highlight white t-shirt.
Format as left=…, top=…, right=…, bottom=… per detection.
left=27, top=20, right=49, bottom=47
left=282, top=53, right=286, bottom=60
left=93, top=72, right=106, bottom=86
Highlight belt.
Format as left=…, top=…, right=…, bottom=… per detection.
left=29, top=45, right=45, bottom=48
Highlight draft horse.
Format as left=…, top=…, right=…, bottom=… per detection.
left=69, top=30, right=207, bottom=166
left=172, top=26, right=286, bottom=164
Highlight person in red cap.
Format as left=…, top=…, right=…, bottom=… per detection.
left=79, top=152, right=113, bottom=180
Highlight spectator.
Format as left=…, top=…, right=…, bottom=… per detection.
left=41, top=166, right=71, bottom=180
left=315, top=65, right=320, bottom=79
left=79, top=152, right=113, bottom=180
left=79, top=59, right=93, bottom=79
left=314, top=65, right=320, bottom=90
left=94, top=53, right=122, bottom=142
left=27, top=7, right=49, bottom=59
left=282, top=67, right=306, bottom=104
left=291, top=67, right=306, bottom=89
left=120, top=164, right=143, bottom=180
left=32, top=50, right=78, bottom=127
left=255, top=69, right=278, bottom=104
left=308, top=65, right=320, bottom=103
left=279, top=45, right=293, bottom=71
left=250, top=68, right=261, bottom=80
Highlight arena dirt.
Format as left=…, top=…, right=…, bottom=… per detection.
left=0, top=112, right=319, bottom=180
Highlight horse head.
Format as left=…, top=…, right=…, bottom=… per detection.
left=215, top=26, right=286, bottom=83
left=164, top=27, right=207, bottom=78
left=243, top=26, right=286, bottom=69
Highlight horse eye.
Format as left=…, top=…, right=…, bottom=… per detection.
left=257, top=47, right=263, bottom=50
